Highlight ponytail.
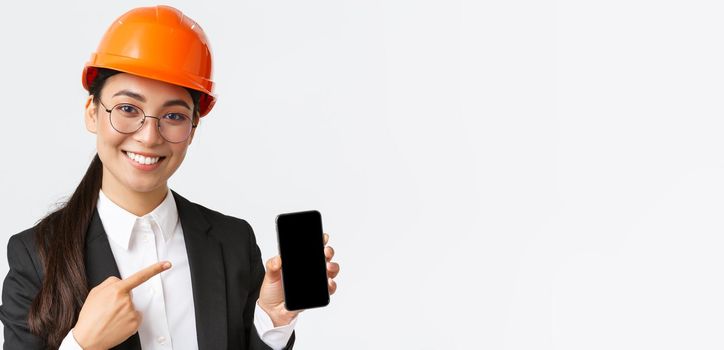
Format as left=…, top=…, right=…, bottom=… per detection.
left=28, top=154, right=103, bottom=348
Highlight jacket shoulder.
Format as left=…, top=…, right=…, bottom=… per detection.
left=185, top=201, right=263, bottom=263
left=5, top=223, right=44, bottom=282
left=191, top=201, right=253, bottom=232
left=9, top=224, right=38, bottom=246
left=173, top=190, right=255, bottom=235
left=171, top=190, right=260, bottom=252
left=7, top=225, right=41, bottom=260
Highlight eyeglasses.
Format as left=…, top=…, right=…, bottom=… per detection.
left=98, top=99, right=197, bottom=143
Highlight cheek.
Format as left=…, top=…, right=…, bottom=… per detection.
left=96, top=120, right=127, bottom=154
left=165, top=145, right=189, bottom=169
left=170, top=145, right=188, bottom=161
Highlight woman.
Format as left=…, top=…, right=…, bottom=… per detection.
left=0, top=5, right=340, bottom=350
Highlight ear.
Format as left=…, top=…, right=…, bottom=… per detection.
left=84, top=95, right=98, bottom=134
left=187, top=115, right=200, bottom=146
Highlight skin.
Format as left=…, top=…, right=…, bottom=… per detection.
left=75, top=72, right=340, bottom=348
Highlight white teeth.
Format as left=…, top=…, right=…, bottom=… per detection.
left=125, top=151, right=161, bottom=165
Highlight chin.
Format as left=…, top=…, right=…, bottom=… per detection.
left=124, top=179, right=165, bottom=193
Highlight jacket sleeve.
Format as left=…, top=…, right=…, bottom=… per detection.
left=0, top=234, right=47, bottom=349
left=243, top=222, right=295, bottom=350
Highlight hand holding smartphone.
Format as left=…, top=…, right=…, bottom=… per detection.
left=275, top=210, right=330, bottom=311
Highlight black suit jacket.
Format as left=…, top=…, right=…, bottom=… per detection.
left=0, top=189, right=295, bottom=350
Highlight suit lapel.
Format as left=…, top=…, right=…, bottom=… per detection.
left=172, top=189, right=228, bottom=349
left=85, top=206, right=142, bottom=350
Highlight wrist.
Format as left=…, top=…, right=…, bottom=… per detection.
left=257, top=299, right=298, bottom=327
left=72, top=328, right=101, bottom=350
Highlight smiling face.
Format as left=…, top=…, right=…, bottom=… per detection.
left=84, top=72, right=199, bottom=202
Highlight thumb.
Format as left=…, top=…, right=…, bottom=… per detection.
left=264, top=256, right=282, bottom=282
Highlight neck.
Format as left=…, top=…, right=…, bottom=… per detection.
left=100, top=169, right=169, bottom=217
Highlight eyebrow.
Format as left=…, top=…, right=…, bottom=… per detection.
left=111, top=89, right=192, bottom=110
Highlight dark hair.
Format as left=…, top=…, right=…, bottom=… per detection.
left=28, top=67, right=202, bottom=349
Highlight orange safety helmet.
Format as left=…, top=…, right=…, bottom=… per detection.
left=81, top=5, right=216, bottom=117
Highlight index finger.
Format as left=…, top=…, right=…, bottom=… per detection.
left=118, top=261, right=172, bottom=291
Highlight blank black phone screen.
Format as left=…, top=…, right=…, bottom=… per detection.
left=275, top=210, right=329, bottom=311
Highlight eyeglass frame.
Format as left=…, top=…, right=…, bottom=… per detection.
left=97, top=99, right=198, bottom=144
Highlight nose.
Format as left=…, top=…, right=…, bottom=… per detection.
left=134, top=116, right=165, bottom=145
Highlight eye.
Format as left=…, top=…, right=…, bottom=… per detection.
left=163, top=113, right=188, bottom=122
left=118, top=104, right=139, bottom=114
left=113, top=104, right=142, bottom=118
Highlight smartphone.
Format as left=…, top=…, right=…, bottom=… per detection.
left=275, top=210, right=330, bottom=311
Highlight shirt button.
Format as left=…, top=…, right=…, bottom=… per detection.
left=157, top=336, right=167, bottom=344
left=142, top=234, right=152, bottom=242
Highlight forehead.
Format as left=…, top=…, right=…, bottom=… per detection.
left=102, top=72, right=192, bottom=102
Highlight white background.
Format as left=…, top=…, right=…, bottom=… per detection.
left=1, top=0, right=723, bottom=349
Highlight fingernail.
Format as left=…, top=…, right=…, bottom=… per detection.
left=162, top=262, right=172, bottom=269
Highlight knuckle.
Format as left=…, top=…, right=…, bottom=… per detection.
left=95, top=276, right=119, bottom=290
left=129, top=315, right=141, bottom=329
left=111, top=284, right=125, bottom=295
